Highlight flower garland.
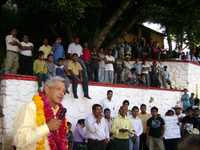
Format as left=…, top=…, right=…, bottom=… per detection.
left=33, top=95, right=46, bottom=150
left=33, top=92, right=68, bottom=150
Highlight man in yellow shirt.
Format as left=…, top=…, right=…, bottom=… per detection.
left=138, top=104, right=151, bottom=150
left=111, top=105, right=134, bottom=150
left=39, top=38, right=52, bottom=59
left=12, top=76, right=68, bottom=150
left=68, top=53, right=91, bottom=99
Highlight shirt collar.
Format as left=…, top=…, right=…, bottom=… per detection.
left=52, top=105, right=59, bottom=116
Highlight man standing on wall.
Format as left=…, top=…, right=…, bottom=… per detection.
left=5, top=28, right=21, bottom=74
left=12, top=76, right=68, bottom=150
left=19, top=35, right=34, bottom=75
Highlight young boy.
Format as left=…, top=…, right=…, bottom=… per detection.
left=46, top=54, right=56, bottom=78
left=33, top=51, right=48, bottom=89
left=56, top=58, right=65, bottom=77
left=56, top=58, right=70, bottom=93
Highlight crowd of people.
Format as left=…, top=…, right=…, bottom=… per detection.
left=2, top=28, right=175, bottom=96
left=65, top=89, right=200, bottom=150
left=112, top=38, right=200, bottom=64
left=12, top=77, right=200, bottom=150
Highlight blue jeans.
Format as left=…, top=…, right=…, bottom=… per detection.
left=129, top=136, right=140, bottom=150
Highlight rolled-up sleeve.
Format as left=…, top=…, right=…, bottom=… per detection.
left=13, top=102, right=49, bottom=148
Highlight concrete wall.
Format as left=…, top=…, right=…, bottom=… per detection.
left=0, top=74, right=183, bottom=149
left=1, top=61, right=200, bottom=149
left=145, top=61, right=199, bottom=93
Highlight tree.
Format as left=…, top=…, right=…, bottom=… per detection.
left=93, top=0, right=131, bottom=48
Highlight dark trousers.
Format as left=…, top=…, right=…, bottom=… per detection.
left=85, top=62, right=91, bottom=80
left=73, top=142, right=87, bottom=150
left=106, top=140, right=113, bottom=150
left=90, top=63, right=99, bottom=82
left=164, top=138, right=180, bottom=150
left=112, top=138, right=129, bottom=150
left=139, top=133, right=149, bottom=150
left=19, top=54, right=33, bottom=75
left=78, top=58, right=89, bottom=96
left=68, top=75, right=89, bottom=97
left=87, top=139, right=107, bottom=150
left=36, top=73, right=48, bottom=88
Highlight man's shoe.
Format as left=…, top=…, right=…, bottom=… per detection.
left=65, top=90, right=69, bottom=94
left=74, top=96, right=78, bottom=99
left=84, top=95, right=91, bottom=99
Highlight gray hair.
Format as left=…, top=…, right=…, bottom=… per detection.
left=44, top=76, right=65, bottom=87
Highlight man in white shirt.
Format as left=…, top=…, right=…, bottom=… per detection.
left=129, top=106, right=143, bottom=150
left=67, top=37, right=83, bottom=57
left=85, top=104, right=109, bottom=150
left=101, top=90, right=116, bottom=118
left=104, top=50, right=115, bottom=83
left=19, top=35, right=34, bottom=75
left=5, top=28, right=21, bottom=73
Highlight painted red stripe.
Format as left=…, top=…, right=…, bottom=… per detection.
left=89, top=82, right=182, bottom=92
left=0, top=73, right=182, bottom=92
left=0, top=73, right=38, bottom=81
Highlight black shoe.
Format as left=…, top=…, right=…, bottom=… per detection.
left=65, top=90, right=69, bottom=94
left=84, top=95, right=91, bottom=99
left=74, top=95, right=78, bottom=99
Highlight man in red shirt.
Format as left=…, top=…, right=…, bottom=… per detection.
left=82, top=42, right=91, bottom=80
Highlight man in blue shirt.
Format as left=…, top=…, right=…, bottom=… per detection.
left=53, top=37, right=64, bottom=63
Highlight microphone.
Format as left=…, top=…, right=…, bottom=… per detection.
left=58, top=108, right=67, bottom=120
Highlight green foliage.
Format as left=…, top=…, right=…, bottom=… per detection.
left=0, top=0, right=199, bottom=50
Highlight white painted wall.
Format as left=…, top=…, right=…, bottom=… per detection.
left=1, top=61, right=200, bottom=149
left=0, top=77, right=183, bottom=149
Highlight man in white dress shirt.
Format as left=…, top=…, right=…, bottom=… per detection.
left=19, top=35, right=34, bottom=75
left=129, top=106, right=143, bottom=150
left=67, top=37, right=83, bottom=57
left=104, top=50, right=115, bottom=83
left=101, top=90, right=116, bottom=118
left=85, top=104, right=110, bottom=150
left=5, top=28, right=21, bottom=73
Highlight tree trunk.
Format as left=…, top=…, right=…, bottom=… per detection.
left=166, top=27, right=172, bottom=52
left=93, top=0, right=131, bottom=49
left=108, top=19, right=137, bottom=48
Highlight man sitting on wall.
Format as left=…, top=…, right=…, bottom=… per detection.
left=67, top=53, right=91, bottom=99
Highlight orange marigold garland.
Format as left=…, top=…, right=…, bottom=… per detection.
left=33, top=95, right=46, bottom=150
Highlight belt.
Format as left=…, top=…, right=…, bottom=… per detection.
left=88, top=138, right=106, bottom=143
left=7, top=50, right=19, bottom=54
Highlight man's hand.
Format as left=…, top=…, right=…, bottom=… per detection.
left=47, top=119, right=62, bottom=131
left=96, top=115, right=102, bottom=124
left=119, top=128, right=129, bottom=133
